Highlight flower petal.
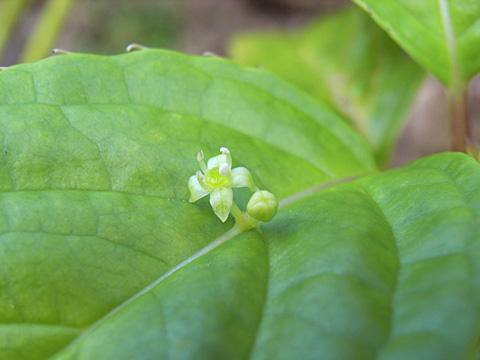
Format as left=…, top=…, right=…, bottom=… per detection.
left=188, top=175, right=210, bottom=202
left=209, top=187, right=233, bottom=222
left=207, top=154, right=228, bottom=169
left=231, top=167, right=257, bottom=191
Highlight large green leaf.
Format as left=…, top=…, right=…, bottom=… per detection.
left=0, top=49, right=373, bottom=359
left=352, top=0, right=480, bottom=88
left=258, top=153, right=480, bottom=360
left=229, top=7, right=425, bottom=167
left=0, top=51, right=479, bottom=360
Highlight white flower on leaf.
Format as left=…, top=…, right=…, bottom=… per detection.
left=188, top=147, right=257, bottom=222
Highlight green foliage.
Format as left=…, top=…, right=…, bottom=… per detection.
left=230, top=7, right=425, bottom=167
left=352, top=0, right=480, bottom=89
left=0, top=2, right=479, bottom=359
left=19, top=0, right=76, bottom=63
left=37, top=153, right=480, bottom=359
left=0, top=49, right=479, bottom=359
left=0, top=0, right=75, bottom=65
left=0, top=0, right=32, bottom=61
left=0, top=49, right=375, bottom=197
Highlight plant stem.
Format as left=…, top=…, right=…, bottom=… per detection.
left=231, top=201, right=259, bottom=231
left=448, top=89, right=468, bottom=153
left=230, top=201, right=244, bottom=222
left=0, top=0, right=31, bottom=63
left=19, top=0, right=76, bottom=63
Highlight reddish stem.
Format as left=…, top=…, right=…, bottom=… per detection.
left=449, top=90, right=468, bottom=153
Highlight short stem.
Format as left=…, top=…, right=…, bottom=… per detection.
left=448, top=89, right=468, bottom=153
left=230, top=201, right=244, bottom=222
left=231, top=201, right=260, bottom=231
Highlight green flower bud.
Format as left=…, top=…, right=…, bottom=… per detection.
left=246, top=190, right=278, bottom=222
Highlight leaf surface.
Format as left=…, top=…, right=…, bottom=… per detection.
left=0, top=51, right=479, bottom=360
left=229, top=7, right=425, bottom=166
left=256, top=153, right=480, bottom=360
left=36, top=153, right=480, bottom=360
left=352, top=0, right=480, bottom=88
left=0, top=49, right=373, bottom=359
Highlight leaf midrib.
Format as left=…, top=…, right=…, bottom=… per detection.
left=48, top=226, right=242, bottom=359
left=438, top=0, right=460, bottom=88
left=45, top=163, right=480, bottom=359
left=47, top=175, right=365, bottom=359
left=245, top=230, right=270, bottom=360
left=2, top=230, right=168, bottom=264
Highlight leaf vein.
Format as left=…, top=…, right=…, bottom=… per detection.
left=246, top=230, right=270, bottom=360
left=0, top=231, right=168, bottom=265
left=356, top=183, right=400, bottom=357
left=47, top=226, right=242, bottom=359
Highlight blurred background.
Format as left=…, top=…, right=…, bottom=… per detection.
left=0, top=0, right=348, bottom=64
left=0, top=0, right=478, bottom=167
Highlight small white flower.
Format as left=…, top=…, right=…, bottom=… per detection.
left=188, top=147, right=257, bottom=222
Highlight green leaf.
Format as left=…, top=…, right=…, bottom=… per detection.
left=1, top=51, right=478, bottom=360
left=0, top=49, right=374, bottom=198
left=56, top=153, right=480, bottom=360
left=0, top=49, right=374, bottom=359
left=352, top=0, right=480, bottom=89
left=229, top=7, right=425, bottom=167
left=258, top=152, right=480, bottom=360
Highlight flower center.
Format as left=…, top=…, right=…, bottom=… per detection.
left=204, top=166, right=227, bottom=187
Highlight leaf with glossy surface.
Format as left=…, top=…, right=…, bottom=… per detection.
left=352, top=0, right=480, bottom=88
left=257, top=152, right=480, bottom=360
left=229, top=7, right=425, bottom=167
left=0, top=49, right=374, bottom=359
left=1, top=51, right=479, bottom=360
left=16, top=152, right=480, bottom=360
